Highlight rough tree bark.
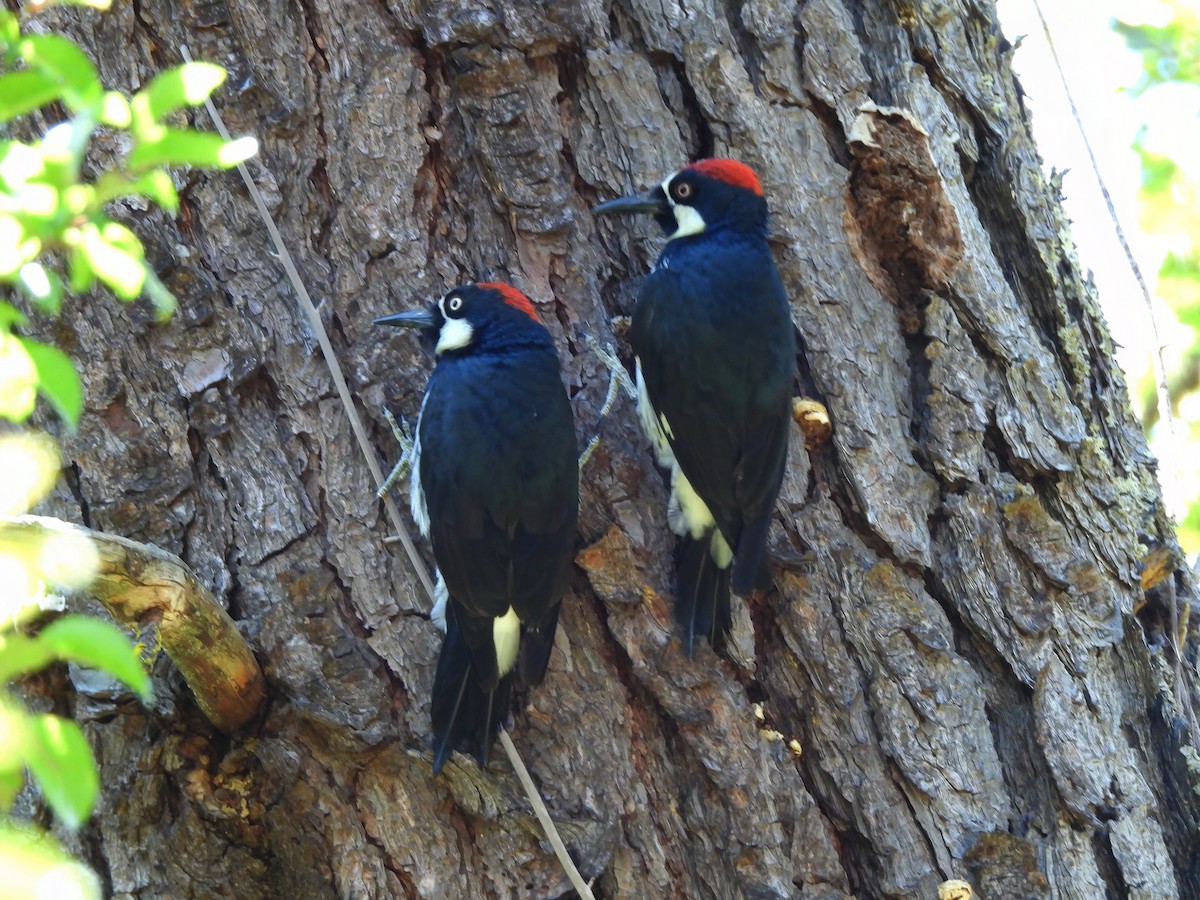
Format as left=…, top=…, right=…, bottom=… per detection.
left=18, top=0, right=1200, bottom=897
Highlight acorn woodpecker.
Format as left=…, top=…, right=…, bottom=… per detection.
left=593, top=159, right=795, bottom=654
left=376, top=282, right=578, bottom=772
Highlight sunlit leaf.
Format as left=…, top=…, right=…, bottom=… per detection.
left=129, top=128, right=257, bottom=170
left=0, top=431, right=58, bottom=516
left=17, top=261, right=63, bottom=314
left=99, top=90, right=130, bottom=128
left=134, top=62, right=226, bottom=124
left=17, top=34, right=103, bottom=113
left=0, top=141, right=45, bottom=189
left=18, top=338, right=82, bottom=426
left=0, top=70, right=62, bottom=123
left=0, top=10, right=20, bottom=52
left=0, top=331, right=37, bottom=422
left=36, top=617, right=151, bottom=701
left=24, top=714, right=98, bottom=829
left=0, top=819, right=102, bottom=900
left=77, top=224, right=144, bottom=299
left=0, top=213, right=27, bottom=276
left=12, top=181, right=59, bottom=218
left=54, top=0, right=114, bottom=10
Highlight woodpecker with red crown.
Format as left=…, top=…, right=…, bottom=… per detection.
left=376, top=282, right=578, bottom=772
left=593, top=159, right=795, bottom=655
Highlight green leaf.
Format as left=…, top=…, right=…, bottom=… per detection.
left=134, top=62, right=226, bottom=124
left=17, top=34, right=103, bottom=113
left=0, top=212, right=29, bottom=277
left=77, top=223, right=144, bottom=299
left=37, top=617, right=152, bottom=702
left=24, top=714, right=98, bottom=829
left=0, top=70, right=62, bottom=123
left=129, top=128, right=257, bottom=171
left=18, top=338, right=82, bottom=426
left=16, top=262, right=63, bottom=314
left=131, top=169, right=179, bottom=213
left=0, top=299, right=28, bottom=329
left=141, top=265, right=177, bottom=320
left=0, top=632, right=54, bottom=684
left=0, top=698, right=23, bottom=810
left=0, top=760, right=22, bottom=811
left=0, top=10, right=19, bottom=53
left=67, top=244, right=96, bottom=293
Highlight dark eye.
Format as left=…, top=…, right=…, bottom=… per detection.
left=446, top=296, right=463, bottom=313
left=673, top=181, right=693, bottom=200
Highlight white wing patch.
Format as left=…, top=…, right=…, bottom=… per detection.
left=493, top=606, right=522, bottom=677
left=431, top=569, right=449, bottom=631
left=635, top=358, right=675, bottom=468
left=410, top=395, right=430, bottom=537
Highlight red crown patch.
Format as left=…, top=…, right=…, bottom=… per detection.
left=478, top=282, right=539, bottom=322
left=685, top=158, right=764, bottom=196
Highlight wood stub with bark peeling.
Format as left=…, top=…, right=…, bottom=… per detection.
left=5, top=515, right=265, bottom=733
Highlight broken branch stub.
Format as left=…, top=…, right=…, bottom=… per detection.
left=5, top=515, right=265, bottom=733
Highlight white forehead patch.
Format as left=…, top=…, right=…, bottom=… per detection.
left=662, top=173, right=706, bottom=240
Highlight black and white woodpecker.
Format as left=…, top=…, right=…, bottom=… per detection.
left=376, top=282, right=578, bottom=772
left=593, top=159, right=795, bottom=654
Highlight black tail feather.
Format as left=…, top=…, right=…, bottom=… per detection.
left=430, top=609, right=513, bottom=774
left=731, top=511, right=774, bottom=596
left=518, top=602, right=561, bottom=686
left=675, top=533, right=733, bottom=655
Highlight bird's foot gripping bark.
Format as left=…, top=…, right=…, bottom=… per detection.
left=376, top=408, right=416, bottom=498
left=577, top=332, right=638, bottom=469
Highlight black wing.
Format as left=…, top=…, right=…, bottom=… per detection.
left=419, top=347, right=578, bottom=687
left=631, top=246, right=793, bottom=586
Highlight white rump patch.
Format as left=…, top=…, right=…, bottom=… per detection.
left=709, top=528, right=732, bottom=568
left=668, top=465, right=716, bottom=539
left=493, top=606, right=522, bottom=677
left=436, top=317, right=473, bottom=353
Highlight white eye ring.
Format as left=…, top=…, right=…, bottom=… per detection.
left=446, top=296, right=463, bottom=313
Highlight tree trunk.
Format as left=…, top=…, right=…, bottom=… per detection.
left=23, top=0, right=1200, bottom=896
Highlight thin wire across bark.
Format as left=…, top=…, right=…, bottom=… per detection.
left=181, top=46, right=596, bottom=899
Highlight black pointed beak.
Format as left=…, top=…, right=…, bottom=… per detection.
left=374, top=309, right=437, bottom=329
left=591, top=190, right=669, bottom=217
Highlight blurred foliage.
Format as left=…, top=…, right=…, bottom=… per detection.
left=1116, top=1, right=1200, bottom=553
left=0, top=0, right=255, bottom=896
